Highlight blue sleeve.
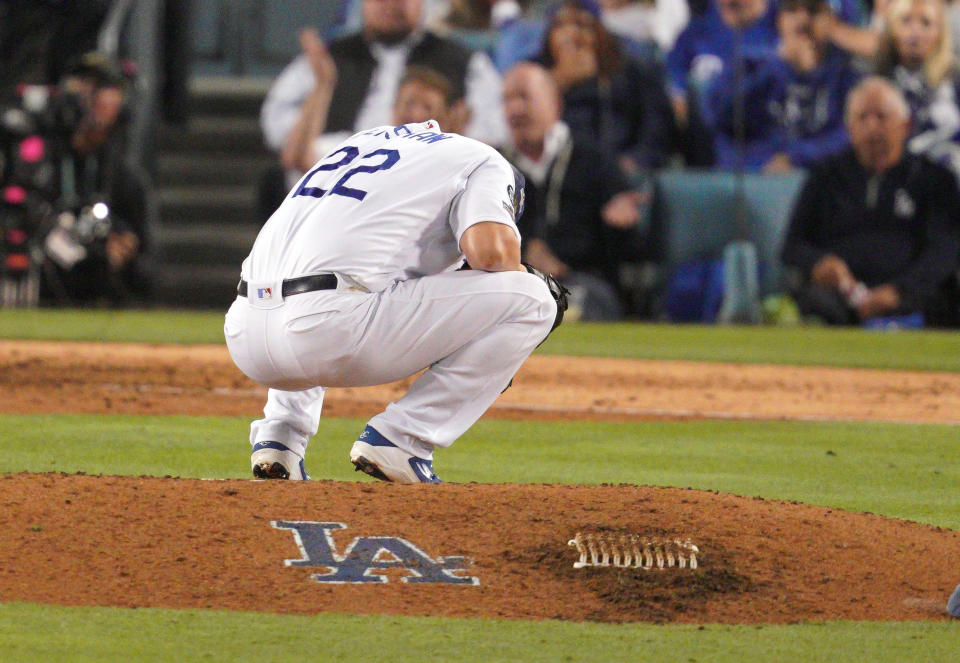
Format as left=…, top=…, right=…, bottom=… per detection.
left=785, top=65, right=860, bottom=167
left=786, top=126, right=850, bottom=167
left=666, top=26, right=696, bottom=96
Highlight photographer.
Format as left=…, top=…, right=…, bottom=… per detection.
left=37, top=53, right=153, bottom=305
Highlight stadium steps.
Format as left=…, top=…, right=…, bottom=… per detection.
left=157, top=185, right=257, bottom=225
left=153, top=76, right=273, bottom=309
left=153, top=265, right=246, bottom=309
left=155, top=221, right=257, bottom=266
left=157, top=153, right=277, bottom=187
left=158, top=116, right=267, bottom=154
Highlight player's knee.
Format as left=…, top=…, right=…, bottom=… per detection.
left=499, top=270, right=557, bottom=329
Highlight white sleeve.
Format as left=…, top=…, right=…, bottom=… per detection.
left=463, top=51, right=509, bottom=146
left=260, top=55, right=317, bottom=152
left=449, top=153, right=521, bottom=243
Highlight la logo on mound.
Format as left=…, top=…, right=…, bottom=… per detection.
left=272, top=521, right=479, bottom=585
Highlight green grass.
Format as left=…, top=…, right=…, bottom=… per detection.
left=4, top=414, right=958, bottom=529
left=2, top=308, right=960, bottom=370
left=2, top=313, right=959, bottom=661
left=0, top=308, right=226, bottom=345
left=547, top=322, right=960, bottom=370
left=1, top=603, right=957, bottom=663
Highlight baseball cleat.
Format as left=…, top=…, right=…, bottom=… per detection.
left=349, top=425, right=441, bottom=484
left=251, top=441, right=309, bottom=480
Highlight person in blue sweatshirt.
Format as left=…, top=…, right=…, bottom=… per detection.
left=700, top=0, right=861, bottom=171
left=667, top=0, right=779, bottom=164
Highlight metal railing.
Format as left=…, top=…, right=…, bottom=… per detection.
left=98, top=0, right=163, bottom=286
left=98, top=0, right=164, bottom=172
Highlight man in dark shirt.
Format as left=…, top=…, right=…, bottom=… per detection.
left=782, top=76, right=960, bottom=326
left=261, top=0, right=505, bottom=158
left=499, top=62, right=647, bottom=320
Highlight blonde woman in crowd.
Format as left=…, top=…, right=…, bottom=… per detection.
left=875, top=0, right=960, bottom=183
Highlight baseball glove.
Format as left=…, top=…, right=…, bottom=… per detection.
left=523, top=263, right=569, bottom=333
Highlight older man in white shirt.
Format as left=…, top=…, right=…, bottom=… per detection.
left=261, top=0, right=507, bottom=185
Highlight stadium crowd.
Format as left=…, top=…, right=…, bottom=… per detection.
left=254, top=0, right=960, bottom=326
left=2, top=0, right=960, bottom=327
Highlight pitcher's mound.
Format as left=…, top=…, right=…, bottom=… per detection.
left=1, top=473, right=956, bottom=623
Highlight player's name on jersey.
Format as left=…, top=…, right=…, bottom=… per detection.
left=362, top=123, right=453, bottom=144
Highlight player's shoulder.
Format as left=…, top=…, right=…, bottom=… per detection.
left=437, top=133, right=512, bottom=176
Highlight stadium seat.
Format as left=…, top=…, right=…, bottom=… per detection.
left=743, top=170, right=807, bottom=295
left=650, top=169, right=807, bottom=321
left=652, top=170, right=740, bottom=266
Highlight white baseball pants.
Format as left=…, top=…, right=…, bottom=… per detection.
left=224, top=269, right=556, bottom=461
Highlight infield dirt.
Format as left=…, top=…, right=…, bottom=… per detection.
left=1, top=340, right=958, bottom=623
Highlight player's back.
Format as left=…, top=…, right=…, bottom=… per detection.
left=244, top=121, right=503, bottom=293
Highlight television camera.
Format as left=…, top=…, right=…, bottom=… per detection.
left=0, top=83, right=116, bottom=307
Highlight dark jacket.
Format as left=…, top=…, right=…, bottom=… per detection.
left=782, top=148, right=960, bottom=308
left=46, top=133, right=153, bottom=303
left=534, top=37, right=673, bottom=170
left=557, top=56, right=673, bottom=170
left=325, top=32, right=473, bottom=134
left=502, top=134, right=640, bottom=279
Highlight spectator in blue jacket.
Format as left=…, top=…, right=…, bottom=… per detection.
left=875, top=0, right=960, bottom=184
left=702, top=0, right=861, bottom=171
left=667, top=0, right=779, bottom=164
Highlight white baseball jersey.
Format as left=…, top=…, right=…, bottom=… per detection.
left=243, top=121, right=521, bottom=293
left=226, top=120, right=556, bottom=472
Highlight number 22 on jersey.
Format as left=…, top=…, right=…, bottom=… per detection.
left=292, top=146, right=401, bottom=202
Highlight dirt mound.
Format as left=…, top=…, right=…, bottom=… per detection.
left=2, top=473, right=956, bottom=623
left=3, top=340, right=958, bottom=622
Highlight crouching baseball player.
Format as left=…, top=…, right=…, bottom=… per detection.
left=224, top=120, right=567, bottom=483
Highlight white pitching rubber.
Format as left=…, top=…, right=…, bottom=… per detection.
left=567, top=532, right=699, bottom=571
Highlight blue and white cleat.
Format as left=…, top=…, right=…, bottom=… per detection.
left=349, top=425, right=441, bottom=484
left=251, top=441, right=309, bottom=480
left=948, top=583, right=960, bottom=618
